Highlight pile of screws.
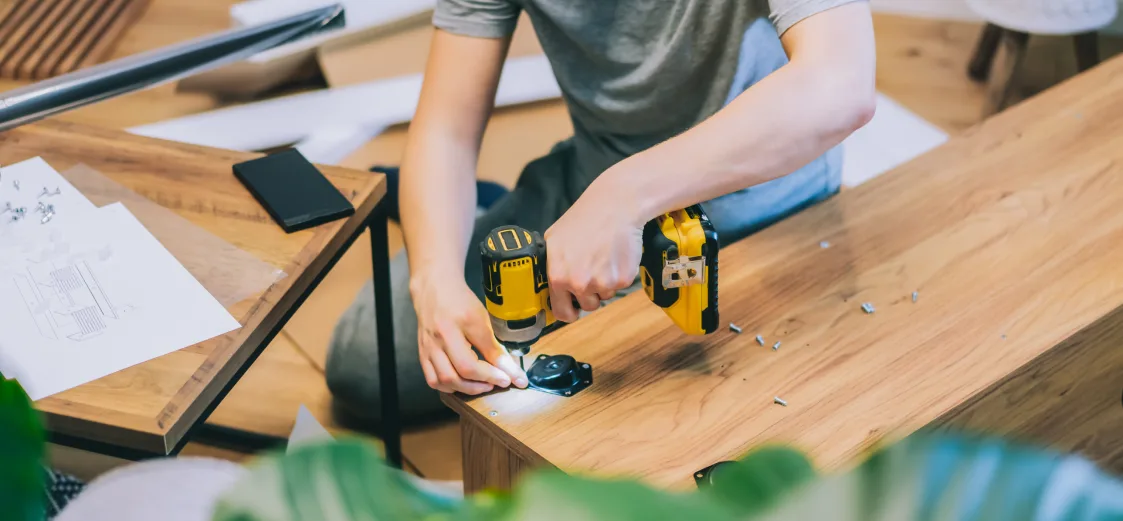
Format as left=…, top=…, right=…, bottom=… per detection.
left=35, top=202, right=55, bottom=224
left=7, top=205, right=26, bottom=222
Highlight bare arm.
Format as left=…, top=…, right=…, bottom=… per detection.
left=545, top=2, right=876, bottom=322
left=597, top=1, right=876, bottom=224
left=401, top=29, right=507, bottom=281
left=404, top=29, right=528, bottom=394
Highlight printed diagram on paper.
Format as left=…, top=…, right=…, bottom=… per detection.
left=13, top=256, right=137, bottom=342
left=0, top=203, right=241, bottom=401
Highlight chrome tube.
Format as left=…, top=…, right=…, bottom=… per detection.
left=0, top=4, right=344, bottom=132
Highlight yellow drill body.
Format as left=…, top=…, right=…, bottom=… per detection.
left=480, top=204, right=719, bottom=361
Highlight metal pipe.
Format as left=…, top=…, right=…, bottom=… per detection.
left=0, top=4, right=344, bottom=132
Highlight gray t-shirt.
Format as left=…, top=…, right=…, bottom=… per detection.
left=434, top=0, right=856, bottom=191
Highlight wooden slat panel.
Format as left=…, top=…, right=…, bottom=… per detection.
left=0, top=0, right=57, bottom=72
left=19, top=0, right=90, bottom=80
left=52, top=0, right=130, bottom=75
left=446, top=54, right=1123, bottom=489
left=31, top=0, right=103, bottom=79
left=1, top=0, right=71, bottom=79
left=75, top=0, right=150, bottom=71
left=0, top=0, right=150, bottom=80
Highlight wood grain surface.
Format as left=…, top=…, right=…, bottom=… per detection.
left=461, top=413, right=542, bottom=494
left=0, top=119, right=384, bottom=454
left=445, top=54, right=1123, bottom=489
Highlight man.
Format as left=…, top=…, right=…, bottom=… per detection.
left=327, top=0, right=876, bottom=423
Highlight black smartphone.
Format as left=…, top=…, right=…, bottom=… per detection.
left=233, top=149, right=355, bottom=233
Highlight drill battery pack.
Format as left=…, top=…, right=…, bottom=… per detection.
left=639, top=204, right=719, bottom=335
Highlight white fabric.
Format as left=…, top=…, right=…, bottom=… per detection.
left=55, top=458, right=246, bottom=521
left=967, top=0, right=1118, bottom=34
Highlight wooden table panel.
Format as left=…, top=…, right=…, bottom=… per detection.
left=445, top=55, right=1123, bottom=490
left=0, top=119, right=384, bottom=453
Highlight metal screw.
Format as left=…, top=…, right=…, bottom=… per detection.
left=564, top=390, right=572, bottom=396
left=728, top=323, right=742, bottom=334
left=911, top=291, right=918, bottom=303
left=861, top=302, right=875, bottom=314
left=772, top=341, right=781, bottom=351
left=820, top=240, right=830, bottom=249
left=40, top=212, right=53, bottom=224
left=488, top=410, right=498, bottom=417
left=755, top=334, right=765, bottom=346
left=12, top=180, right=19, bottom=191
left=0, top=202, right=10, bottom=214
left=696, top=473, right=704, bottom=479
left=774, top=396, right=788, bottom=407
left=38, top=187, right=49, bottom=198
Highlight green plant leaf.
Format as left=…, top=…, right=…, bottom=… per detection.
left=0, top=378, right=46, bottom=521
left=754, top=431, right=1123, bottom=521
left=213, top=428, right=1123, bottom=521
left=701, top=446, right=817, bottom=516
left=212, top=438, right=460, bottom=521
left=493, top=469, right=737, bottom=521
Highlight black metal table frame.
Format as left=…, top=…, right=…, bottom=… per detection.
left=47, top=197, right=404, bottom=468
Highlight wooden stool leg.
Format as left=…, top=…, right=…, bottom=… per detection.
left=983, top=30, right=1030, bottom=117
left=968, top=23, right=1004, bottom=82
left=1074, top=32, right=1100, bottom=72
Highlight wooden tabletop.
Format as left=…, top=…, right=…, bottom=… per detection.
left=0, top=119, right=384, bottom=454
left=446, top=54, right=1123, bottom=488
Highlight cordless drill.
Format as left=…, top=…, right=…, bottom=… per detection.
left=479, top=204, right=719, bottom=368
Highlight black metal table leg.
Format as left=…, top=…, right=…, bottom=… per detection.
left=968, top=23, right=1004, bottom=82
left=369, top=202, right=402, bottom=468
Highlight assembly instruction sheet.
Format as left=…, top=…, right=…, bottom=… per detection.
left=0, top=157, right=97, bottom=231
left=0, top=181, right=241, bottom=399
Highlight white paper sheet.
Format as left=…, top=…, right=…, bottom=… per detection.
left=0, top=157, right=97, bottom=232
left=130, top=55, right=560, bottom=152
left=0, top=203, right=241, bottom=400
left=286, top=404, right=333, bottom=454
left=230, top=0, right=436, bottom=63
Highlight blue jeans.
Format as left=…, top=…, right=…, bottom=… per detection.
left=705, top=18, right=842, bottom=244
left=325, top=18, right=842, bottom=423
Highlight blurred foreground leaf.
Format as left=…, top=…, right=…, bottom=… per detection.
left=755, top=433, right=1123, bottom=521
left=212, top=438, right=460, bottom=521
left=213, top=430, right=1123, bottom=521
left=0, top=378, right=45, bottom=521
